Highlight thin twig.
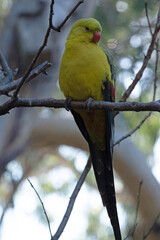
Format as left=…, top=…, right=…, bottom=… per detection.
left=124, top=181, right=143, bottom=240
left=153, top=40, right=159, bottom=100
left=27, top=178, right=52, bottom=238
left=143, top=212, right=160, bottom=239
left=114, top=34, right=159, bottom=147
left=12, top=0, right=55, bottom=99
left=12, top=0, right=84, bottom=99
left=133, top=181, right=143, bottom=236
left=52, top=0, right=84, bottom=32
left=51, top=157, right=91, bottom=240
left=113, top=112, right=152, bottom=147
left=144, top=0, right=153, bottom=35
left=0, top=50, right=14, bottom=84
left=119, top=8, right=160, bottom=104
left=0, top=61, right=51, bottom=96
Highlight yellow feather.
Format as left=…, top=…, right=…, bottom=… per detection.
left=59, top=19, right=122, bottom=239
left=59, top=18, right=111, bottom=150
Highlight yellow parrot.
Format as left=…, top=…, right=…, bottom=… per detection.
left=59, top=18, right=121, bottom=240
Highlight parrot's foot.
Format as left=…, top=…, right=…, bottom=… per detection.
left=85, top=97, right=94, bottom=111
left=65, top=97, right=72, bottom=111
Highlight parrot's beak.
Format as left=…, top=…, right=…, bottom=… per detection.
left=92, top=31, right=101, bottom=43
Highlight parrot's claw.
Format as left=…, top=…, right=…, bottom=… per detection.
left=85, top=97, right=94, bottom=111
left=65, top=97, right=72, bottom=111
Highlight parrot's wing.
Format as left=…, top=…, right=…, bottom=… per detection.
left=102, top=53, right=116, bottom=159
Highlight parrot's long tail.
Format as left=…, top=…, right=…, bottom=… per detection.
left=71, top=109, right=122, bottom=240
left=89, top=143, right=122, bottom=240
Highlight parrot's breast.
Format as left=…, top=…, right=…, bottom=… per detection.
left=59, top=41, right=110, bottom=101
left=59, top=41, right=111, bottom=150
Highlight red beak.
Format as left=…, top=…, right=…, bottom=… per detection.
left=92, top=31, right=101, bottom=43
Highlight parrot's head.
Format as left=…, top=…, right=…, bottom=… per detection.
left=67, top=18, right=102, bottom=44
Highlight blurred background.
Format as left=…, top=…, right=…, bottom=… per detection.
left=0, top=0, right=160, bottom=239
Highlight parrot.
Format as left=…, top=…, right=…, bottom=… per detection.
left=59, top=18, right=122, bottom=240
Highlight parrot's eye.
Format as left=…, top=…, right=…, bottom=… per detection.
left=85, top=26, right=90, bottom=31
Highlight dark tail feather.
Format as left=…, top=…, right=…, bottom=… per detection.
left=89, top=143, right=122, bottom=240
left=70, top=109, right=121, bottom=239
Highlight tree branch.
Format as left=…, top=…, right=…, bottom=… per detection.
left=27, top=157, right=91, bottom=240
left=131, top=181, right=143, bottom=238
left=143, top=212, right=160, bottom=239
left=144, top=0, right=153, bottom=36
left=0, top=50, right=14, bottom=84
left=124, top=181, right=143, bottom=239
left=51, top=157, right=91, bottom=240
left=113, top=112, right=152, bottom=147
left=0, top=61, right=51, bottom=96
left=113, top=38, right=159, bottom=147
left=153, top=40, right=159, bottom=100
left=27, top=179, right=52, bottom=238
left=12, top=0, right=84, bottom=99
left=1, top=97, right=160, bottom=116
left=12, top=0, right=55, bottom=99
left=119, top=8, right=160, bottom=104
left=51, top=0, right=84, bottom=32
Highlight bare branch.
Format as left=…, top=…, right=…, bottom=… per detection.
left=12, top=0, right=84, bottom=99
left=52, top=0, right=84, bottom=32
left=119, top=8, right=160, bottom=104
left=27, top=157, right=91, bottom=240
left=143, top=212, right=160, bottom=239
left=27, top=157, right=92, bottom=240
left=113, top=112, right=152, bottom=147
left=0, top=61, right=51, bottom=96
left=51, top=157, right=91, bottom=240
left=124, top=181, right=143, bottom=240
left=0, top=50, right=14, bottom=84
left=27, top=178, right=52, bottom=238
left=153, top=40, right=159, bottom=100
left=157, top=7, right=160, bottom=30
left=114, top=36, right=159, bottom=147
left=132, top=181, right=143, bottom=237
left=12, top=0, right=55, bottom=99
left=144, top=0, right=153, bottom=35
left=1, top=98, right=160, bottom=116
